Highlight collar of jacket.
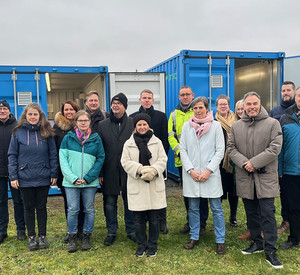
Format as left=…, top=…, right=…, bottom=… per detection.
left=22, top=123, right=40, bottom=131
left=139, top=105, right=154, bottom=116
left=280, top=98, right=295, bottom=109
left=241, top=105, right=269, bottom=124
left=0, top=114, right=16, bottom=126
left=54, top=112, right=75, bottom=131
left=68, top=129, right=98, bottom=144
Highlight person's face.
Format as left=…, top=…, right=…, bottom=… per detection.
left=111, top=100, right=125, bottom=117
left=63, top=103, right=76, bottom=120
left=236, top=103, right=244, bottom=119
left=26, top=108, right=40, bottom=125
left=86, top=94, right=100, bottom=112
left=193, top=101, right=208, bottom=119
left=244, top=95, right=261, bottom=118
left=136, top=120, right=150, bottom=135
left=295, top=89, right=300, bottom=109
left=217, top=99, right=230, bottom=117
left=179, top=88, right=194, bottom=105
left=139, top=92, right=154, bottom=110
left=76, top=114, right=91, bottom=133
left=0, top=106, right=10, bottom=122
left=281, top=84, right=295, bottom=102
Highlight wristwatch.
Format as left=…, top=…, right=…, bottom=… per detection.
left=187, top=169, right=194, bottom=174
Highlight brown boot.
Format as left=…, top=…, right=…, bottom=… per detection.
left=238, top=229, right=251, bottom=240
left=183, top=239, right=199, bottom=250
left=278, top=221, right=290, bottom=233
left=216, top=243, right=226, bottom=255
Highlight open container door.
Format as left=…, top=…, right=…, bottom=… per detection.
left=284, top=55, right=300, bottom=88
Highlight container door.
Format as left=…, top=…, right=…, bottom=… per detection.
left=284, top=56, right=300, bottom=88
left=108, top=72, right=166, bottom=115
left=184, top=56, right=235, bottom=113
left=0, top=70, right=47, bottom=119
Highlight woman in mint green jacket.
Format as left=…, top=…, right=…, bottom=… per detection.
left=60, top=110, right=105, bottom=252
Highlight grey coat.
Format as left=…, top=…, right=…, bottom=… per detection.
left=227, top=106, right=282, bottom=199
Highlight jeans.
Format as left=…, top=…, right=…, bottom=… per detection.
left=243, top=196, right=277, bottom=253
left=178, top=166, right=209, bottom=227
left=189, top=197, right=225, bottom=243
left=19, top=186, right=49, bottom=237
left=279, top=176, right=289, bottom=222
left=103, top=192, right=135, bottom=236
left=65, top=187, right=97, bottom=234
left=134, top=210, right=159, bottom=249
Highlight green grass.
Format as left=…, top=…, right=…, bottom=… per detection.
left=0, top=185, right=299, bottom=274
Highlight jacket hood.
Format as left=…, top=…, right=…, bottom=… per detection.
left=241, top=105, right=269, bottom=123
left=284, top=103, right=300, bottom=116
left=54, top=112, right=75, bottom=131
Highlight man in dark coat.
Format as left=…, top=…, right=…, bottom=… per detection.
left=130, top=89, right=169, bottom=234
left=0, top=100, right=26, bottom=244
left=98, top=93, right=136, bottom=246
left=85, top=90, right=109, bottom=133
left=270, top=81, right=295, bottom=233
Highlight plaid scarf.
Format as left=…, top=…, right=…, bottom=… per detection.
left=75, top=128, right=92, bottom=144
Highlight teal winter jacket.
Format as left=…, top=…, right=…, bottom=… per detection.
left=59, top=130, right=105, bottom=188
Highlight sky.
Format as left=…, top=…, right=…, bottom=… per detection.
left=1, top=0, right=300, bottom=72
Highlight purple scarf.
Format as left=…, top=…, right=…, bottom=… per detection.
left=75, top=128, right=91, bottom=144
left=189, top=111, right=213, bottom=138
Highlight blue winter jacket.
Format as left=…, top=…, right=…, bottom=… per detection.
left=8, top=123, right=58, bottom=187
left=278, top=104, right=300, bottom=176
left=59, top=130, right=105, bottom=188
left=270, top=98, right=295, bottom=120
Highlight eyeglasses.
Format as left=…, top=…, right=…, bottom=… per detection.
left=111, top=102, right=121, bottom=105
left=77, top=120, right=89, bottom=123
left=218, top=103, right=228, bottom=106
left=179, top=93, right=192, bottom=97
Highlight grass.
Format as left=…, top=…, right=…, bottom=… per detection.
left=0, top=183, right=299, bottom=274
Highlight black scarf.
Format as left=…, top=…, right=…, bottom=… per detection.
left=133, top=130, right=153, bottom=165
left=110, top=111, right=125, bottom=124
left=139, top=105, right=154, bottom=118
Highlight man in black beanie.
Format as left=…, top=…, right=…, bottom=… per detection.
left=98, top=93, right=136, bottom=246
left=130, top=89, right=169, bottom=234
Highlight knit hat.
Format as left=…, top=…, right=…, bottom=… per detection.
left=111, top=93, right=128, bottom=109
left=133, top=113, right=151, bottom=128
left=0, top=100, right=10, bottom=110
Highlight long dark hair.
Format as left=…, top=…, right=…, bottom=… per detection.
left=13, top=102, right=54, bottom=139
left=61, top=100, right=80, bottom=117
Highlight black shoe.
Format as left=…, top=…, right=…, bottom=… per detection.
left=17, top=232, right=26, bottom=241
left=28, top=236, right=38, bottom=251
left=160, top=223, right=169, bottom=234
left=147, top=247, right=157, bottom=257
left=0, top=233, right=8, bottom=244
left=279, top=240, right=299, bottom=250
left=127, top=234, right=137, bottom=243
left=135, top=246, right=146, bottom=257
left=68, top=233, right=77, bottom=253
left=77, top=231, right=83, bottom=240
left=265, top=252, right=283, bottom=269
left=230, top=217, right=238, bottom=227
left=38, top=236, right=48, bottom=249
left=104, top=235, right=116, bottom=246
left=199, top=226, right=206, bottom=236
left=179, top=223, right=190, bottom=234
left=63, top=233, right=69, bottom=243
left=82, top=232, right=91, bottom=251
left=241, top=242, right=264, bottom=255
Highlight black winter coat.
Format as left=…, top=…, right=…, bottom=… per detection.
left=0, top=114, right=17, bottom=177
left=98, top=114, right=134, bottom=195
left=130, top=106, right=169, bottom=154
left=86, top=108, right=110, bottom=134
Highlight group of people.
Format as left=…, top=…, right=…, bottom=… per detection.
left=0, top=81, right=299, bottom=268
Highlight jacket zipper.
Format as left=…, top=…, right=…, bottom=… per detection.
left=81, top=145, right=84, bottom=180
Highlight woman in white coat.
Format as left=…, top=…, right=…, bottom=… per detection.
left=121, top=113, right=167, bottom=258
left=180, top=96, right=226, bottom=254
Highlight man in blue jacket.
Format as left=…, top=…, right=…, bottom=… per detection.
left=0, top=101, right=26, bottom=244
left=270, top=81, right=295, bottom=233
left=278, top=86, right=300, bottom=250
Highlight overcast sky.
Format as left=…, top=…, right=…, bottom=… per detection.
left=1, top=0, right=300, bottom=71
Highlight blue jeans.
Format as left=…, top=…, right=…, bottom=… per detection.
left=0, top=177, right=25, bottom=235
left=103, top=192, right=135, bottom=236
left=65, top=187, right=97, bottom=234
left=189, top=197, right=225, bottom=243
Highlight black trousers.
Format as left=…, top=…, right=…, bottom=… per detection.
left=19, top=186, right=49, bottom=237
left=285, top=175, right=300, bottom=244
left=178, top=166, right=209, bottom=227
left=279, top=176, right=289, bottom=222
left=134, top=210, right=159, bottom=250
left=243, top=196, right=277, bottom=253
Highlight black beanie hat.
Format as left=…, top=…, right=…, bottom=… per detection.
left=0, top=100, right=10, bottom=110
left=133, top=113, right=151, bottom=128
left=111, top=93, right=128, bottom=109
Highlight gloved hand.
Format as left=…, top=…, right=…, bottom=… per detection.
left=141, top=167, right=158, bottom=181
left=137, top=166, right=143, bottom=175
left=140, top=166, right=153, bottom=174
